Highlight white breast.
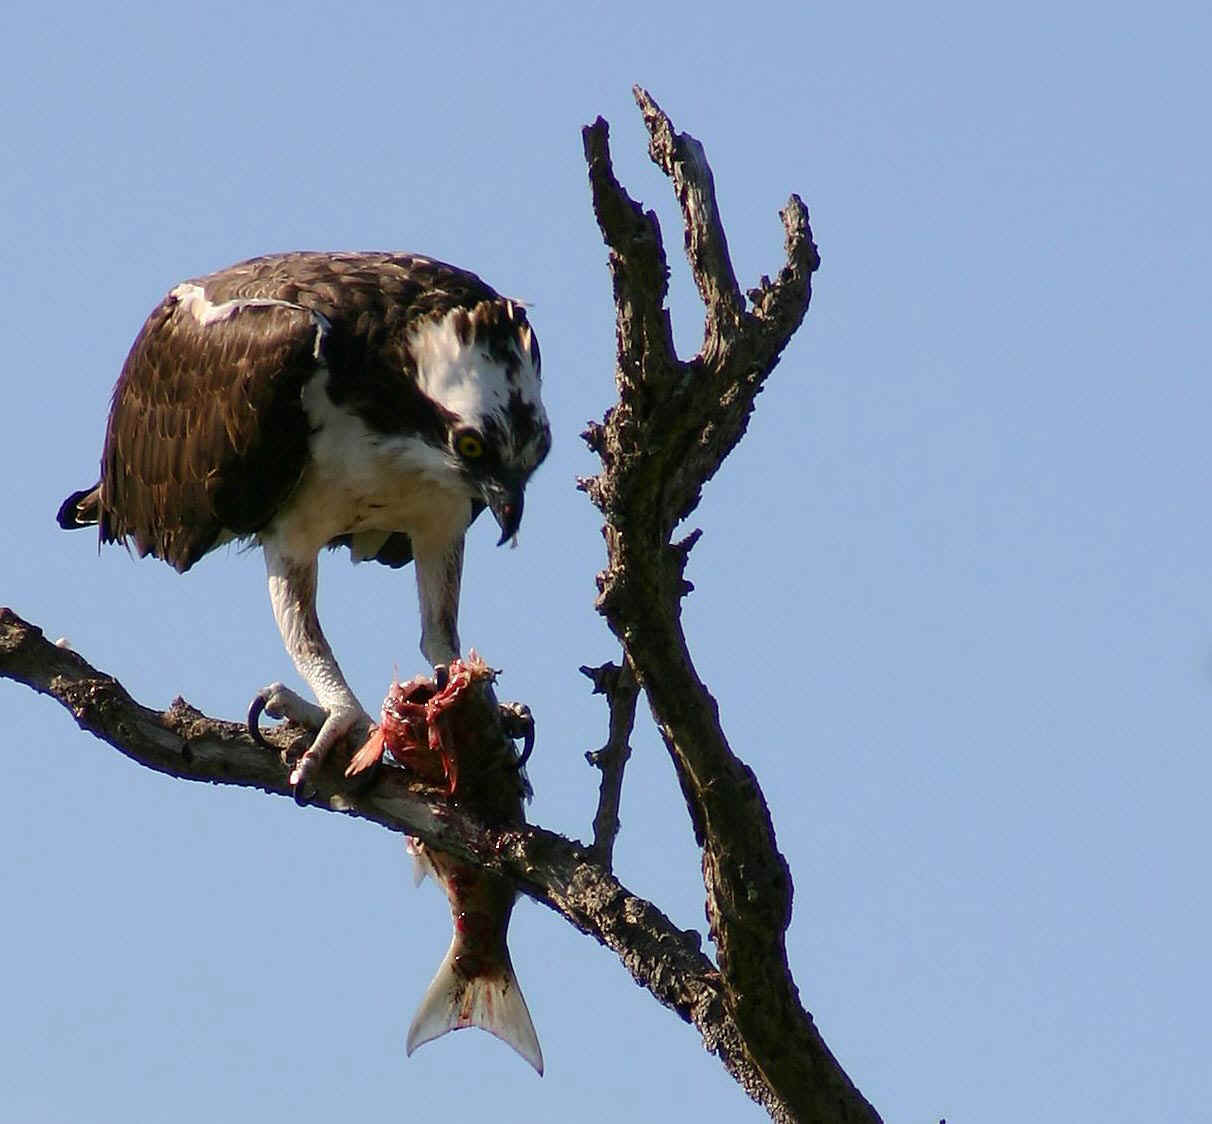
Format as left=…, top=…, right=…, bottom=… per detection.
left=261, top=368, right=474, bottom=560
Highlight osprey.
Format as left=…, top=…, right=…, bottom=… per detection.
left=58, top=251, right=551, bottom=795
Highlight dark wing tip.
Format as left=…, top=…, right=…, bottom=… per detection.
left=57, top=486, right=100, bottom=530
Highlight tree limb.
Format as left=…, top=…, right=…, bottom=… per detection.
left=636, top=87, right=745, bottom=367
left=581, top=91, right=879, bottom=1123
left=0, top=605, right=789, bottom=1117
left=581, top=656, right=639, bottom=869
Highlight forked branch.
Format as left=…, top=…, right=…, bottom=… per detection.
left=580, top=89, right=878, bottom=1123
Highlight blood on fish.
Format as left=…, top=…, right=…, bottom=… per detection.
left=349, top=653, right=543, bottom=1075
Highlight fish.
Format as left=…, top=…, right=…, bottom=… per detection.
left=348, top=654, right=543, bottom=1075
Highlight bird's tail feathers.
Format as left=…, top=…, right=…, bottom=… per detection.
left=406, top=939, right=543, bottom=1075
left=56, top=486, right=100, bottom=530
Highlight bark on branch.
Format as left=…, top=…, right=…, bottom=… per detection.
left=580, top=89, right=879, bottom=1123
left=582, top=656, right=639, bottom=869
left=0, top=606, right=776, bottom=1109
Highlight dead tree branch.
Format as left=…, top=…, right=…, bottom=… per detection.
left=0, top=605, right=780, bottom=1110
left=580, top=89, right=879, bottom=1123
left=582, top=657, right=640, bottom=869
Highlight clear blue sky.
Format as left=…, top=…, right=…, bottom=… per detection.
left=2, top=3, right=1208, bottom=1121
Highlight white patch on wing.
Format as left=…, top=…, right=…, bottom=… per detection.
left=171, top=282, right=296, bottom=324
left=170, top=283, right=330, bottom=358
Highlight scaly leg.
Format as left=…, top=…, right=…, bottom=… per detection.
left=255, top=544, right=371, bottom=799
left=414, top=535, right=465, bottom=668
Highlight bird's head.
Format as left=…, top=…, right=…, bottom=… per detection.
left=415, top=300, right=552, bottom=543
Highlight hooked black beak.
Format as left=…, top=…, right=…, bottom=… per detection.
left=481, top=477, right=525, bottom=545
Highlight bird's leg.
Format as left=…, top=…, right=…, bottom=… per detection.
left=414, top=536, right=465, bottom=671
left=256, top=546, right=372, bottom=800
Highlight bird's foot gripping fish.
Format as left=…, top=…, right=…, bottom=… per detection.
left=348, top=653, right=543, bottom=1075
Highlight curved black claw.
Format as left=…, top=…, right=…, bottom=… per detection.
left=293, top=780, right=311, bottom=807
left=514, top=723, right=535, bottom=770
left=500, top=703, right=535, bottom=770
left=247, top=693, right=274, bottom=750
left=434, top=663, right=450, bottom=691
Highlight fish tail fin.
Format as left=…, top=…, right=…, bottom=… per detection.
left=406, top=941, right=543, bottom=1075
left=405, top=837, right=431, bottom=886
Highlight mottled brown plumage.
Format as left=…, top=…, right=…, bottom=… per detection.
left=58, top=250, right=550, bottom=797
left=58, top=252, right=539, bottom=573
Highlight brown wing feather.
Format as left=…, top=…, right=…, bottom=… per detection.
left=69, top=251, right=523, bottom=573
left=98, top=294, right=317, bottom=572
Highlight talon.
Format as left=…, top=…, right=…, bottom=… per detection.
left=500, top=702, right=535, bottom=770
left=247, top=692, right=274, bottom=750
left=290, top=757, right=318, bottom=805
left=249, top=685, right=368, bottom=802
left=514, top=723, right=534, bottom=770
left=434, top=664, right=450, bottom=691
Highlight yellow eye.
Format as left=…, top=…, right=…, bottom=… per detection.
left=455, top=431, right=485, bottom=460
